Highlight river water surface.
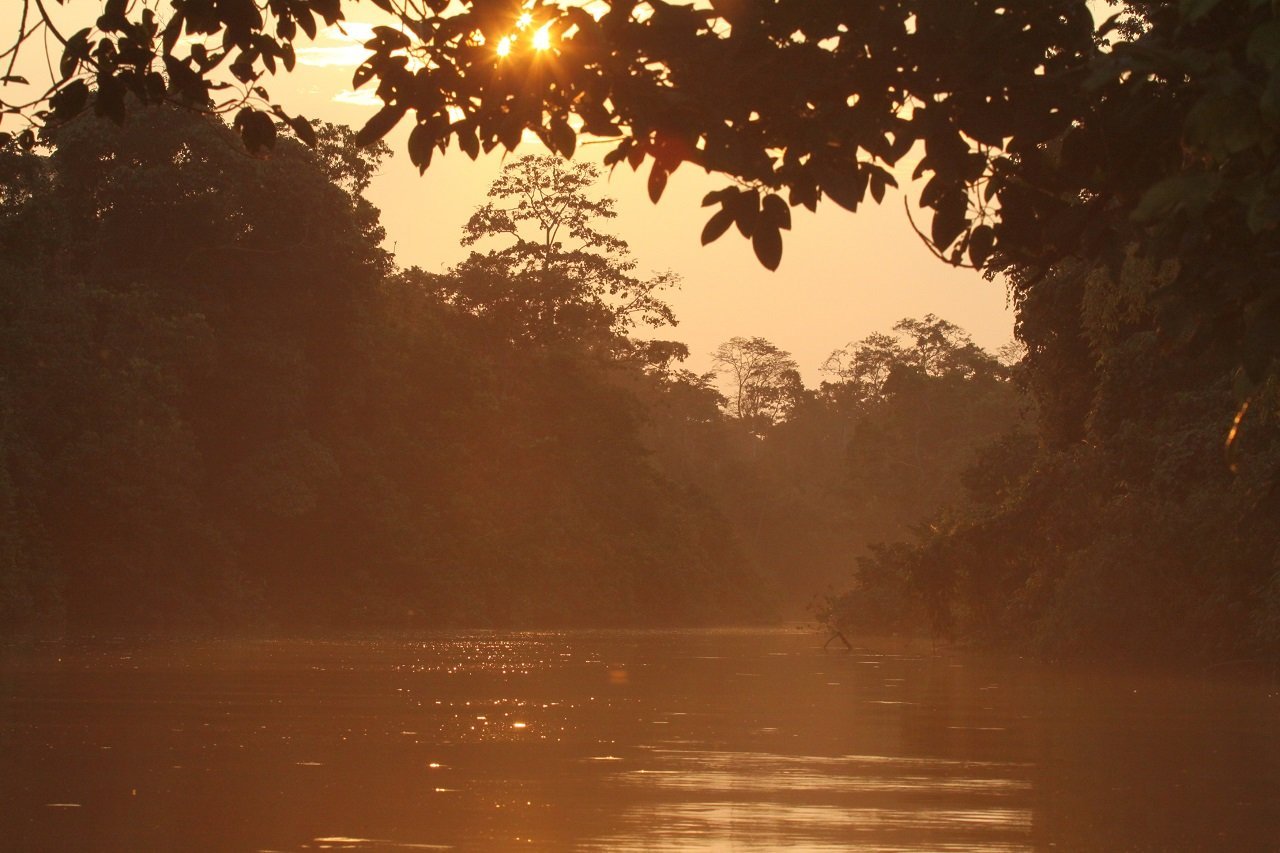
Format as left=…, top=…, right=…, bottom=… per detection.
left=2, top=628, right=1278, bottom=850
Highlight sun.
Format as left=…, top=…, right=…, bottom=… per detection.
left=494, top=11, right=553, bottom=57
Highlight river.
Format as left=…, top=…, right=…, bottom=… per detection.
left=2, top=628, right=1278, bottom=850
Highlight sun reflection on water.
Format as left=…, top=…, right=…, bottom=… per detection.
left=583, top=748, right=1034, bottom=851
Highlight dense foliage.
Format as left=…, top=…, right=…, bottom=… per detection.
left=822, top=240, right=1280, bottom=663
left=831, top=256, right=1280, bottom=662
left=0, top=109, right=766, bottom=634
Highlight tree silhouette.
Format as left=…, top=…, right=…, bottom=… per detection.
left=0, top=1, right=1181, bottom=267
left=710, top=337, right=803, bottom=432
left=440, top=154, right=678, bottom=347
left=2, top=3, right=1276, bottom=305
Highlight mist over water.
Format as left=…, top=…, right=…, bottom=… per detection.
left=3, top=629, right=1277, bottom=851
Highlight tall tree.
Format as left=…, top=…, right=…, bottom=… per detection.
left=710, top=337, right=803, bottom=431
left=437, top=154, right=677, bottom=348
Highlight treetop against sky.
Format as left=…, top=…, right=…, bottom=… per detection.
left=4, top=0, right=1099, bottom=265
left=1, top=0, right=1020, bottom=376
left=5, top=1, right=1274, bottom=382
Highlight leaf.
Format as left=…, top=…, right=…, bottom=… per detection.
left=60, top=28, right=92, bottom=79
left=580, top=110, right=619, bottom=137
left=930, top=191, right=969, bottom=251
left=549, top=115, right=575, bottom=157
left=702, top=186, right=737, bottom=207
left=919, top=174, right=947, bottom=209
left=408, top=121, right=434, bottom=173
left=984, top=173, right=1003, bottom=202
left=48, top=79, right=89, bottom=121
left=1096, top=12, right=1124, bottom=39
left=229, top=59, right=256, bottom=83
left=234, top=106, right=277, bottom=152
left=311, top=0, right=343, bottom=26
left=97, top=0, right=127, bottom=31
left=823, top=169, right=868, bottom=212
left=700, top=208, right=734, bottom=245
left=752, top=222, right=783, bottom=270
left=369, top=26, right=411, bottom=51
left=761, top=193, right=791, bottom=230
left=967, top=224, right=996, bottom=267
left=497, top=115, right=521, bottom=151
left=789, top=182, right=818, bottom=212
left=647, top=161, right=668, bottom=203
left=869, top=167, right=895, bottom=204
left=144, top=71, right=167, bottom=101
left=352, top=62, right=376, bottom=90
left=165, top=55, right=205, bottom=102
left=219, top=0, right=264, bottom=40
left=626, top=142, right=646, bottom=170
left=355, top=103, right=407, bottom=146
left=162, top=12, right=183, bottom=56
left=455, top=123, right=479, bottom=159
left=94, top=76, right=127, bottom=124
left=289, top=114, right=317, bottom=147
left=602, top=142, right=629, bottom=168
left=730, top=189, right=759, bottom=238
left=297, top=10, right=317, bottom=41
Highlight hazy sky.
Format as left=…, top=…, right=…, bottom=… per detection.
left=10, top=5, right=1016, bottom=381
